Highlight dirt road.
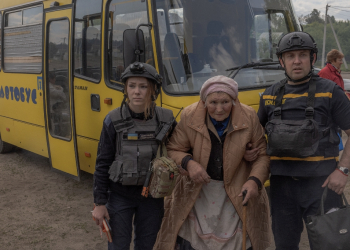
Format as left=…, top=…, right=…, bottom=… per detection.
left=1, top=137, right=350, bottom=250
left=0, top=150, right=107, bottom=250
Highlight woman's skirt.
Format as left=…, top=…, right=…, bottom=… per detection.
left=178, top=180, right=251, bottom=250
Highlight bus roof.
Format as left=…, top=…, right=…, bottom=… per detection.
left=0, top=0, right=72, bottom=10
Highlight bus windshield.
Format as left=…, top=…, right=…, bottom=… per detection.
left=155, top=0, right=301, bottom=93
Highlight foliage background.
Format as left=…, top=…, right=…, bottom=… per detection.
left=299, top=9, right=350, bottom=71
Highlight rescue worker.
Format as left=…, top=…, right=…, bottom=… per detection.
left=257, top=32, right=350, bottom=249
left=92, top=62, right=175, bottom=250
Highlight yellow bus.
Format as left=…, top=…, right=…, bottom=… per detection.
left=0, top=0, right=301, bottom=179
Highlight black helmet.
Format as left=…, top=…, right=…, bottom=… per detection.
left=119, top=62, right=162, bottom=119
left=276, top=32, right=318, bottom=59
left=120, top=62, right=163, bottom=104
left=276, top=32, right=318, bottom=83
left=121, top=62, right=162, bottom=86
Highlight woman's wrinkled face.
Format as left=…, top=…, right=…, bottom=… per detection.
left=206, top=92, right=233, bottom=121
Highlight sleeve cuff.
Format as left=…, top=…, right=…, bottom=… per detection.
left=181, top=155, right=193, bottom=171
left=247, top=176, right=262, bottom=190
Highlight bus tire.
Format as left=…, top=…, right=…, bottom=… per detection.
left=0, top=134, right=16, bottom=154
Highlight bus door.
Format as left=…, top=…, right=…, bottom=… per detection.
left=44, top=7, right=79, bottom=179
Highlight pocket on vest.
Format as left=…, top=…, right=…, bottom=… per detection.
left=108, top=159, right=123, bottom=183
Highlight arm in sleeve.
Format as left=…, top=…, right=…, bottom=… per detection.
left=332, top=86, right=350, bottom=170
left=93, top=115, right=117, bottom=205
left=331, top=85, right=350, bottom=131
left=257, top=93, right=268, bottom=127
left=166, top=111, right=192, bottom=166
left=247, top=111, right=270, bottom=186
left=49, top=85, right=66, bottom=102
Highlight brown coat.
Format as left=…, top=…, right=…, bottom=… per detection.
left=154, top=100, right=272, bottom=250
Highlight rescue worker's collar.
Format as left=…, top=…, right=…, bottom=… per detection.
left=126, top=103, right=154, bottom=121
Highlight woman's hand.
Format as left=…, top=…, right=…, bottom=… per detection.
left=244, top=143, right=260, bottom=162
left=187, top=160, right=211, bottom=184
left=92, top=205, right=110, bottom=228
left=239, top=180, right=259, bottom=205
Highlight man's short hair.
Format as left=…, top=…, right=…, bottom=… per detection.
left=326, top=49, right=344, bottom=63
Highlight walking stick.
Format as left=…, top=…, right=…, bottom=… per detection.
left=242, top=190, right=248, bottom=250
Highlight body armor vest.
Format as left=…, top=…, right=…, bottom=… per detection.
left=108, top=105, right=174, bottom=185
left=266, top=77, right=339, bottom=159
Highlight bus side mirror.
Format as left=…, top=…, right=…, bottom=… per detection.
left=123, top=29, right=145, bottom=68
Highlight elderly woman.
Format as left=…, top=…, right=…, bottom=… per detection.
left=153, top=76, right=271, bottom=250
left=318, top=49, right=345, bottom=90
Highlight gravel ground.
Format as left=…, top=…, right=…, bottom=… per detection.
left=0, top=149, right=107, bottom=250
left=2, top=144, right=349, bottom=250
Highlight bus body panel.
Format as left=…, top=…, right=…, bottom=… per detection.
left=0, top=74, right=45, bottom=126
left=73, top=78, right=123, bottom=141
left=0, top=0, right=301, bottom=181
left=0, top=0, right=72, bottom=10
left=0, top=1, right=46, bottom=152
left=76, top=136, right=98, bottom=174
left=0, top=116, right=48, bottom=157
left=44, top=8, right=79, bottom=178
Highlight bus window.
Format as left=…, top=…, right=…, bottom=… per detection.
left=23, top=6, right=42, bottom=25
left=107, top=0, right=154, bottom=85
left=254, top=12, right=288, bottom=62
left=5, top=11, right=22, bottom=27
left=154, top=0, right=300, bottom=94
left=271, top=13, right=289, bottom=60
left=47, top=19, right=71, bottom=139
left=3, top=5, right=43, bottom=73
left=169, top=8, right=184, bottom=51
left=74, top=0, right=103, bottom=82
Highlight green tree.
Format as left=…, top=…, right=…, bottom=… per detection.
left=302, top=19, right=350, bottom=70
left=305, top=9, right=324, bottom=25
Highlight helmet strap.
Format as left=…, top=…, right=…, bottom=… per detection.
left=285, top=71, right=313, bottom=83
left=281, top=55, right=314, bottom=83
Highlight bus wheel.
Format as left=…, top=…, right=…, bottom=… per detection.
left=0, top=134, right=16, bottom=153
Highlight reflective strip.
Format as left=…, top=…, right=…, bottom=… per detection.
left=315, top=93, right=333, bottom=98
left=263, top=95, right=277, bottom=100
left=270, top=156, right=339, bottom=161
left=263, top=92, right=332, bottom=100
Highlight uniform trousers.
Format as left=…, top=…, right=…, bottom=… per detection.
left=106, top=191, right=164, bottom=250
left=270, top=175, right=342, bottom=250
